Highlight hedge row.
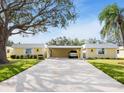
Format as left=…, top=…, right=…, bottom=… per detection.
left=10, top=55, right=44, bottom=60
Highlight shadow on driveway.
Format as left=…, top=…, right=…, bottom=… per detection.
left=0, top=58, right=124, bottom=92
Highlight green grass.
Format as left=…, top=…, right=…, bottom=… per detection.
left=87, top=59, right=124, bottom=84
left=0, top=59, right=38, bottom=82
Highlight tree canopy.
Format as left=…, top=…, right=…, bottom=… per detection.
left=46, top=37, right=104, bottom=46
left=0, top=0, right=76, bottom=35
left=99, top=4, right=124, bottom=45
left=46, top=36, right=85, bottom=46
left=86, top=38, right=104, bottom=44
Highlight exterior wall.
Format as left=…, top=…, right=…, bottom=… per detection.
left=12, top=48, right=45, bottom=55
left=117, top=49, right=124, bottom=58
left=6, top=47, right=13, bottom=58
left=86, top=48, right=117, bottom=58
left=49, top=48, right=81, bottom=58
left=32, top=48, right=43, bottom=55
left=86, top=48, right=96, bottom=58
left=9, top=46, right=118, bottom=59
left=13, top=48, right=24, bottom=55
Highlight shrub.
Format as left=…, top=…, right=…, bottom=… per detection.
left=20, top=55, right=24, bottom=59
left=26, top=55, right=30, bottom=59
left=106, top=58, right=110, bottom=59
left=30, top=55, right=33, bottom=59
left=88, top=57, right=94, bottom=60
left=10, top=55, right=16, bottom=59
left=34, top=55, right=37, bottom=59
left=16, top=56, right=19, bottom=59
left=25, top=55, right=34, bottom=59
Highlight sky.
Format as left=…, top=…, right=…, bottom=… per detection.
left=9, top=0, right=124, bottom=44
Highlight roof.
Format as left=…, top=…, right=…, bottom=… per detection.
left=83, top=43, right=118, bottom=48
left=12, top=44, right=47, bottom=48
left=6, top=46, right=13, bottom=49
left=48, top=46, right=82, bottom=48
left=118, top=46, right=124, bottom=50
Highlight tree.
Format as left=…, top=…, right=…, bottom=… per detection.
left=106, top=31, right=122, bottom=45
left=86, top=38, right=103, bottom=44
left=99, top=4, right=124, bottom=46
left=0, top=0, right=76, bottom=63
left=46, top=36, right=85, bottom=46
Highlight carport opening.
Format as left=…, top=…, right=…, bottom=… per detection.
left=68, top=50, right=78, bottom=58
left=49, top=48, right=80, bottom=58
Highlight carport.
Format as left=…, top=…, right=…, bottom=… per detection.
left=47, top=46, right=82, bottom=58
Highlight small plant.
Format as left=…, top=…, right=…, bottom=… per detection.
left=30, top=55, right=33, bottom=59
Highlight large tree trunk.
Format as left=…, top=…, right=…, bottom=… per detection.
left=0, top=43, right=8, bottom=64
left=0, top=29, right=9, bottom=64
left=121, top=28, right=124, bottom=46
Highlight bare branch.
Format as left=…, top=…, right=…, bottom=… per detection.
left=11, top=30, right=35, bottom=35
left=0, top=0, right=76, bottom=36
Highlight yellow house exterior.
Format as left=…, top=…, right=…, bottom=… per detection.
left=11, top=44, right=47, bottom=56
left=8, top=43, right=119, bottom=59
left=47, top=46, right=82, bottom=58
left=117, top=46, right=124, bottom=58
left=83, top=44, right=118, bottom=59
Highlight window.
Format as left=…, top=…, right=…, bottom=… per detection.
left=97, top=48, right=104, bottom=54
left=117, top=50, right=119, bottom=54
left=25, top=48, right=32, bottom=55
left=91, top=49, right=93, bottom=52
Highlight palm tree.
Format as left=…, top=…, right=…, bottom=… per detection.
left=99, top=4, right=124, bottom=46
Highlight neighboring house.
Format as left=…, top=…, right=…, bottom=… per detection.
left=7, top=43, right=120, bottom=59
left=117, top=46, right=124, bottom=58
left=82, top=44, right=118, bottom=59
left=11, top=44, right=47, bottom=56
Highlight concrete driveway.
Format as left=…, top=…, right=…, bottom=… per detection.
left=0, top=58, right=124, bottom=92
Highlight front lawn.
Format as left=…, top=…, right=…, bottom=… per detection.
left=0, top=59, right=38, bottom=82
left=87, top=59, right=124, bottom=84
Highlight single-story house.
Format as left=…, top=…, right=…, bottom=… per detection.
left=82, top=44, right=118, bottom=59
left=7, top=43, right=120, bottom=59
left=11, top=44, right=47, bottom=58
